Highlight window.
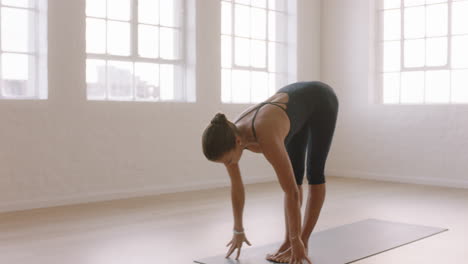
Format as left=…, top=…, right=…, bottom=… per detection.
left=378, top=0, right=468, bottom=104
left=221, top=0, right=293, bottom=103
left=0, top=0, right=47, bottom=99
left=86, top=0, right=188, bottom=101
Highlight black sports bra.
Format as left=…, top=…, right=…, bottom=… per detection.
left=233, top=101, right=288, bottom=141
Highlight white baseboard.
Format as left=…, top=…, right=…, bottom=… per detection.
left=327, top=169, right=468, bottom=189
left=0, top=176, right=274, bottom=214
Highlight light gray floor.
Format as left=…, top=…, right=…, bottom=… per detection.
left=194, top=219, right=447, bottom=264
left=0, top=176, right=466, bottom=264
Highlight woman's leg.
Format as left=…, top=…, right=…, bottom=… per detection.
left=282, top=125, right=308, bottom=241
left=266, top=127, right=308, bottom=260
left=270, top=92, right=339, bottom=263
left=271, top=184, right=325, bottom=263
left=301, top=183, right=326, bottom=249
left=301, top=95, right=338, bottom=245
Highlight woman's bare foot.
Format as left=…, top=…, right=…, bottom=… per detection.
left=265, top=240, right=290, bottom=261
left=267, top=244, right=309, bottom=263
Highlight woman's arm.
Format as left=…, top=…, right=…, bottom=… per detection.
left=226, top=163, right=245, bottom=231
left=258, top=134, right=302, bottom=241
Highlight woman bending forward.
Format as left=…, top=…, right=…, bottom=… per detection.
left=202, top=81, right=339, bottom=264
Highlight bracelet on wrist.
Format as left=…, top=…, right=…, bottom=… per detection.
left=233, top=229, right=244, bottom=235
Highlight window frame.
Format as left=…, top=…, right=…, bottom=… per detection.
left=376, top=0, right=468, bottom=105
left=0, top=0, right=48, bottom=100
left=85, top=0, right=188, bottom=102
left=220, top=0, right=294, bottom=104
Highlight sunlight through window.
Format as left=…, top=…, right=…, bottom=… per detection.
left=221, top=0, right=291, bottom=104
left=85, top=0, right=185, bottom=102
left=378, top=0, right=468, bottom=104
left=0, top=0, right=47, bottom=99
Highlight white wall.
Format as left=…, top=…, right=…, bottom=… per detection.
left=0, top=0, right=322, bottom=213
left=321, top=0, right=468, bottom=188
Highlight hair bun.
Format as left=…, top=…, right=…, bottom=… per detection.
left=211, top=113, right=227, bottom=125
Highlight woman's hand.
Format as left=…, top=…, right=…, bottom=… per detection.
left=290, top=237, right=313, bottom=264
left=225, top=233, right=252, bottom=260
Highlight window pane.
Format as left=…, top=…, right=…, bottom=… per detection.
left=160, top=27, right=179, bottom=60
left=107, top=21, right=130, bottom=56
left=268, top=42, right=277, bottom=72
left=235, top=0, right=250, bottom=5
left=232, top=70, right=250, bottom=103
left=139, top=0, right=159, bottom=25
left=1, top=53, right=28, bottom=80
left=235, top=4, right=250, bottom=37
left=268, top=11, right=276, bottom=41
left=404, top=6, right=425, bottom=38
left=452, top=36, right=468, bottom=68
left=275, top=43, right=287, bottom=73
left=425, top=70, right=450, bottom=103
left=234, top=37, right=250, bottom=66
left=383, top=10, right=401, bottom=40
left=135, top=62, right=159, bottom=100
left=2, top=0, right=30, bottom=8
left=451, top=70, right=468, bottom=103
left=222, top=69, right=232, bottom=102
left=2, top=77, right=30, bottom=97
left=1, top=8, right=29, bottom=52
left=268, top=72, right=276, bottom=94
left=268, top=0, right=286, bottom=11
left=222, top=1, right=232, bottom=35
left=452, top=1, right=468, bottom=35
left=251, top=8, right=266, bottom=40
left=86, top=18, right=106, bottom=54
left=276, top=73, right=287, bottom=90
left=1, top=53, right=31, bottom=97
left=426, top=37, right=447, bottom=66
left=426, top=0, right=447, bottom=4
left=86, top=59, right=106, bottom=99
left=277, top=12, right=287, bottom=42
left=251, top=71, right=268, bottom=102
left=86, top=0, right=106, bottom=18
left=401, top=71, right=424, bottom=103
left=160, top=64, right=174, bottom=100
left=139, top=25, right=159, bottom=58
left=384, top=0, right=401, bottom=9
left=383, top=41, right=401, bottom=71
left=404, top=39, right=425, bottom=67
left=383, top=73, right=400, bottom=103
left=221, top=35, right=232, bottom=68
left=268, top=11, right=286, bottom=42
left=107, top=60, right=133, bottom=99
left=404, top=0, right=425, bottom=7
left=268, top=42, right=287, bottom=73
left=426, top=4, right=447, bottom=37
left=251, top=0, right=267, bottom=8
left=107, top=0, right=131, bottom=21
left=251, top=40, right=266, bottom=68
left=160, top=0, right=180, bottom=27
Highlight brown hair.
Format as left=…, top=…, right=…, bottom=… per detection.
left=202, top=113, right=238, bottom=161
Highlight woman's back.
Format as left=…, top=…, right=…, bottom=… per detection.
left=234, top=81, right=338, bottom=145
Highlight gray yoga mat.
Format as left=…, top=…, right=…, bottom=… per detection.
left=194, top=218, right=448, bottom=264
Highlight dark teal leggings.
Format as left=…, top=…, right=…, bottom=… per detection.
left=285, top=93, right=339, bottom=185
